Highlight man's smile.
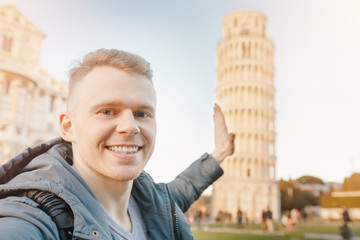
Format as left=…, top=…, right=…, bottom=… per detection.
left=105, top=145, right=141, bottom=154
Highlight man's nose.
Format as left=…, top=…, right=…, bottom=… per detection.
left=115, top=110, right=140, bottom=135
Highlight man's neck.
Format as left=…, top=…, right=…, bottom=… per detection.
left=74, top=163, right=133, bottom=232
left=98, top=181, right=133, bottom=232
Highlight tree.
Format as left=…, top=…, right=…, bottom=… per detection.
left=280, top=177, right=320, bottom=211
left=295, top=175, right=324, bottom=185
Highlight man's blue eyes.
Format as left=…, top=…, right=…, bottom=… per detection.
left=135, top=112, right=147, bottom=118
left=102, top=110, right=112, bottom=115
left=101, top=110, right=148, bottom=118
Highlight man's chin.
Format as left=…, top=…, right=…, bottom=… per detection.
left=109, top=168, right=143, bottom=182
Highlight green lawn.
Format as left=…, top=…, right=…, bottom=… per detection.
left=298, top=221, right=360, bottom=235
left=193, top=231, right=283, bottom=240
left=192, top=231, right=323, bottom=240
left=191, top=220, right=360, bottom=240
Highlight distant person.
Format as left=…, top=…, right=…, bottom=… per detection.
left=261, top=209, right=267, bottom=232
left=301, top=208, right=308, bottom=223
left=264, top=206, right=274, bottom=233
left=340, top=205, right=354, bottom=239
left=243, top=211, right=248, bottom=225
left=200, top=206, right=209, bottom=231
left=340, top=223, right=353, bottom=239
left=195, top=207, right=202, bottom=230
left=342, top=205, right=351, bottom=225
left=291, top=208, right=300, bottom=225
left=187, top=210, right=195, bottom=225
left=283, top=209, right=294, bottom=230
left=236, top=208, right=243, bottom=225
left=281, top=212, right=288, bottom=227
left=0, top=48, right=235, bottom=239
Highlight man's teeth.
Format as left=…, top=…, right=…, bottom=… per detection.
left=108, top=146, right=139, bottom=154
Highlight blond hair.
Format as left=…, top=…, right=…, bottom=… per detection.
left=67, top=49, right=153, bottom=107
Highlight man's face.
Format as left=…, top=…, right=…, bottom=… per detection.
left=63, top=66, right=157, bottom=182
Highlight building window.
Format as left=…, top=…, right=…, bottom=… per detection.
left=241, top=25, right=249, bottom=35
left=269, top=122, right=273, bottom=131
left=242, top=42, right=246, bottom=58
left=3, top=80, right=10, bottom=94
left=49, top=95, right=55, bottom=112
left=3, top=36, right=13, bottom=53
left=247, top=168, right=251, bottom=178
left=269, top=144, right=274, bottom=155
left=269, top=166, right=274, bottom=179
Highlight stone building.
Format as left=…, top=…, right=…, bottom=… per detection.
left=0, top=4, right=67, bottom=163
left=212, top=10, right=280, bottom=222
left=321, top=173, right=360, bottom=220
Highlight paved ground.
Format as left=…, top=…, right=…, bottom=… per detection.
left=304, top=232, right=360, bottom=240
left=205, top=227, right=284, bottom=236
left=304, top=233, right=343, bottom=239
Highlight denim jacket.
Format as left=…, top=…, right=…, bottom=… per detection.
left=0, top=138, right=223, bottom=239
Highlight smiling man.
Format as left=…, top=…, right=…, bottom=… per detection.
left=0, top=49, right=234, bottom=239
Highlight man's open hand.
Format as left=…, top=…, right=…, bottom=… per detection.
left=210, top=104, right=235, bottom=164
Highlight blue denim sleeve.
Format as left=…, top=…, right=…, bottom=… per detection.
left=166, top=153, right=224, bottom=212
left=0, top=196, right=59, bottom=240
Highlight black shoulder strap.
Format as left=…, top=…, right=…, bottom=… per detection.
left=0, top=138, right=75, bottom=239
left=0, top=137, right=66, bottom=185
left=20, top=190, right=74, bottom=240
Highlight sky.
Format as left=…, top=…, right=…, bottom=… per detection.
left=2, top=0, right=360, bottom=184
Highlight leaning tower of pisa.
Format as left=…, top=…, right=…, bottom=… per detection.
left=212, top=10, right=280, bottom=222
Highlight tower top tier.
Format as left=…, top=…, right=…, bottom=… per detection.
left=222, top=10, right=267, bottom=40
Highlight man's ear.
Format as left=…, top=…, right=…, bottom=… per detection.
left=59, top=112, right=75, bottom=142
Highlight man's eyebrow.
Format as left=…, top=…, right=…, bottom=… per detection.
left=89, top=100, right=155, bottom=112
left=89, top=101, right=122, bottom=112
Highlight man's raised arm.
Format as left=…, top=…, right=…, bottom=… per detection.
left=167, top=104, right=235, bottom=211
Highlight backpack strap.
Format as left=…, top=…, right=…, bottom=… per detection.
left=0, top=137, right=65, bottom=185
left=0, top=138, right=76, bottom=239
left=19, top=190, right=74, bottom=240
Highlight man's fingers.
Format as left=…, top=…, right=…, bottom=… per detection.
left=229, top=133, right=235, bottom=154
left=213, top=103, right=226, bottom=126
left=229, top=133, right=235, bottom=142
